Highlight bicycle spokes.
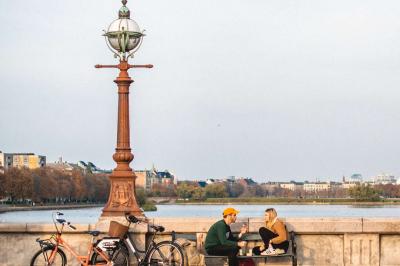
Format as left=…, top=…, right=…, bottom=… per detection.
left=151, top=244, right=183, bottom=265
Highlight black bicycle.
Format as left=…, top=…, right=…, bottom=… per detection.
left=91, top=213, right=185, bottom=266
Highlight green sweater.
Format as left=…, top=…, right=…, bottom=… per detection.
left=205, top=219, right=238, bottom=250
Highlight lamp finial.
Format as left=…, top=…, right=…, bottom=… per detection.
left=119, top=0, right=130, bottom=19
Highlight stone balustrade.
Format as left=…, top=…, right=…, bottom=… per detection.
left=0, top=217, right=399, bottom=266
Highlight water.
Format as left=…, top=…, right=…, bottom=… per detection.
left=1, top=204, right=400, bottom=224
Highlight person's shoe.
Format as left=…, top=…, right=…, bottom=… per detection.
left=274, top=248, right=285, bottom=254
left=260, top=248, right=276, bottom=255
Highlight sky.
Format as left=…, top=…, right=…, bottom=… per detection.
left=1, top=0, right=400, bottom=182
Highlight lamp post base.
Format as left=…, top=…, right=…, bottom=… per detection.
left=101, top=171, right=144, bottom=217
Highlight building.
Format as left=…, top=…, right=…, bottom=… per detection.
left=0, top=151, right=4, bottom=166
left=47, top=157, right=80, bottom=172
left=348, top=174, right=363, bottom=183
left=372, top=173, right=397, bottom=185
left=303, top=182, right=331, bottom=192
left=341, top=174, right=363, bottom=189
left=260, top=182, right=280, bottom=194
left=156, top=170, right=177, bottom=186
left=236, top=178, right=257, bottom=188
left=1, top=152, right=46, bottom=169
left=47, top=157, right=111, bottom=174
left=135, top=166, right=177, bottom=191
left=342, top=182, right=358, bottom=189
left=135, top=169, right=157, bottom=191
left=76, top=161, right=110, bottom=174
left=280, top=181, right=304, bottom=191
left=0, top=151, right=4, bottom=174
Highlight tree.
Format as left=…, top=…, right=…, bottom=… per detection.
left=176, top=182, right=198, bottom=199
left=348, top=184, right=380, bottom=201
left=0, top=171, right=5, bottom=198
left=204, top=183, right=228, bottom=198
left=150, top=183, right=177, bottom=197
left=135, top=188, right=147, bottom=206
left=3, top=168, right=33, bottom=202
left=192, top=187, right=206, bottom=200
left=227, top=183, right=244, bottom=197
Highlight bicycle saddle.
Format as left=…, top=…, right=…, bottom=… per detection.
left=86, top=230, right=100, bottom=236
left=150, top=225, right=165, bottom=232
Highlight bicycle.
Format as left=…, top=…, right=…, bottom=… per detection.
left=30, top=212, right=129, bottom=266
left=91, top=213, right=185, bottom=266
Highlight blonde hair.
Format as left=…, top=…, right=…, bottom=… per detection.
left=265, top=208, right=278, bottom=229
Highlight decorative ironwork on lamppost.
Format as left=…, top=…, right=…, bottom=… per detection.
left=95, top=0, right=152, bottom=217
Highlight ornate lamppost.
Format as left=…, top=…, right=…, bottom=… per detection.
left=96, top=0, right=152, bottom=217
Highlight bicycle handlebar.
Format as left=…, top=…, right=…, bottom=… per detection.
left=52, top=212, right=76, bottom=231
left=125, top=213, right=144, bottom=223
left=68, top=223, right=77, bottom=230
left=124, top=213, right=165, bottom=232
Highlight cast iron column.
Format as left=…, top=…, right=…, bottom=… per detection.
left=95, top=61, right=153, bottom=217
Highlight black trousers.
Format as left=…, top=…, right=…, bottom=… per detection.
left=253, top=227, right=289, bottom=255
left=206, top=245, right=240, bottom=266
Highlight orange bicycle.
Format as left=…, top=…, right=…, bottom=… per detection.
left=30, top=212, right=128, bottom=266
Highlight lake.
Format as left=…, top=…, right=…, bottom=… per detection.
left=1, top=204, right=400, bottom=224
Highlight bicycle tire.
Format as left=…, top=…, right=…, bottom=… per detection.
left=30, top=247, right=67, bottom=266
left=146, top=241, right=184, bottom=266
left=111, top=248, right=130, bottom=266
left=90, top=246, right=129, bottom=266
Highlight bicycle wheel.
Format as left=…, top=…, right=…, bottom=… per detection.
left=111, top=248, right=130, bottom=266
left=30, top=247, right=66, bottom=266
left=146, top=241, right=184, bottom=266
left=90, top=246, right=129, bottom=266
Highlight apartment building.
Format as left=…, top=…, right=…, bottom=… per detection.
left=1, top=152, right=46, bottom=169
left=372, top=173, right=397, bottom=185
left=303, top=182, right=331, bottom=192
left=135, top=166, right=176, bottom=191
left=0, top=151, right=4, bottom=168
left=280, top=181, right=304, bottom=191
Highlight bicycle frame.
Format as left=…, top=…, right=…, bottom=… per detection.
left=123, top=223, right=181, bottom=266
left=123, top=230, right=158, bottom=264
left=54, top=232, right=111, bottom=266
left=35, top=213, right=112, bottom=266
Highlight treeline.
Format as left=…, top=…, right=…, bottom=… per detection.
left=175, top=181, right=347, bottom=200
left=0, top=167, right=110, bottom=204
left=174, top=181, right=400, bottom=201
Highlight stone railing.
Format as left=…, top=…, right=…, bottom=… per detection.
left=0, top=217, right=399, bottom=266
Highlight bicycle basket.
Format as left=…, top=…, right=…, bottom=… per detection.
left=108, top=221, right=129, bottom=238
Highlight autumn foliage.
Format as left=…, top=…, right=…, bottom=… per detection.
left=0, top=167, right=110, bottom=204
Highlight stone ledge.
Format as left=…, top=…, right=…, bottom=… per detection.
left=363, top=218, right=400, bottom=233
left=153, top=217, right=218, bottom=233
left=26, top=223, right=90, bottom=232
left=0, top=223, right=27, bottom=232
left=1, top=218, right=399, bottom=234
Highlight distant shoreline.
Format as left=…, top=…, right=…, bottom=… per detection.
left=0, top=204, right=103, bottom=213
left=170, top=197, right=400, bottom=205
left=2, top=200, right=400, bottom=214
left=171, top=201, right=400, bottom=205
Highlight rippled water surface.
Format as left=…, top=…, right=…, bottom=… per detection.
left=1, top=204, right=400, bottom=223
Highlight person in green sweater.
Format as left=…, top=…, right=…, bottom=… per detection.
left=205, top=208, right=248, bottom=266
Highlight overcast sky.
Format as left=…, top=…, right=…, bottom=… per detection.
left=1, top=0, right=400, bottom=182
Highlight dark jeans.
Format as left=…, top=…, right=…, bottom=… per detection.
left=252, top=227, right=289, bottom=255
left=206, top=245, right=240, bottom=266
